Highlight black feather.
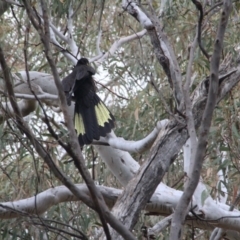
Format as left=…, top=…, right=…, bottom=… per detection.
left=61, top=58, right=115, bottom=146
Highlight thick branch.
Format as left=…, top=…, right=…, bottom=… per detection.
left=1, top=184, right=240, bottom=235
left=106, top=120, right=169, bottom=153
left=122, top=0, right=183, bottom=108
left=110, top=63, right=239, bottom=238
left=183, top=27, right=198, bottom=175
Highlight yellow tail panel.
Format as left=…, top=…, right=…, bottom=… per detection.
left=95, top=103, right=111, bottom=127
left=75, top=113, right=85, bottom=135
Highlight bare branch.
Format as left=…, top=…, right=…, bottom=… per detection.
left=13, top=92, right=58, bottom=100
left=122, top=1, right=183, bottom=108
left=210, top=176, right=240, bottom=240
left=1, top=183, right=240, bottom=235
left=170, top=1, right=233, bottom=239
left=96, top=29, right=102, bottom=56
left=106, top=120, right=169, bottom=153
left=97, top=29, right=147, bottom=63
left=183, top=27, right=198, bottom=176
left=192, top=0, right=210, bottom=60
left=147, top=214, right=172, bottom=238
left=96, top=0, right=105, bottom=55
left=67, top=2, right=79, bottom=57
left=3, top=0, right=23, bottom=7
left=50, top=38, right=77, bottom=64
left=49, top=21, right=68, bottom=43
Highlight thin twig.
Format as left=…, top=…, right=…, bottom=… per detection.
left=95, top=0, right=105, bottom=55
left=10, top=5, right=21, bottom=26
left=95, top=80, right=129, bottom=101
left=149, top=76, right=174, bottom=118
left=205, top=2, right=223, bottom=16
left=71, top=0, right=83, bottom=18
left=171, top=173, right=186, bottom=189
left=192, top=0, right=210, bottom=60
left=50, top=41, right=78, bottom=61
left=4, top=0, right=23, bottom=7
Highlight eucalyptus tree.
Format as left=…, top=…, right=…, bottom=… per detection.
left=0, top=0, right=239, bottom=239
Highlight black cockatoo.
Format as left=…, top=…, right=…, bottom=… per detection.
left=61, top=58, right=115, bottom=146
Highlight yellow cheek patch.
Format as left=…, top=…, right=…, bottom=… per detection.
left=74, top=113, right=85, bottom=135
left=95, top=103, right=111, bottom=127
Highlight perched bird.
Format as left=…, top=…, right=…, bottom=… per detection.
left=61, top=58, right=115, bottom=146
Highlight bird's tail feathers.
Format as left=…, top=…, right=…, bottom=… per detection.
left=74, top=95, right=115, bottom=146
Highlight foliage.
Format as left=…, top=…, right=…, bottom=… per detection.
left=0, top=0, right=239, bottom=239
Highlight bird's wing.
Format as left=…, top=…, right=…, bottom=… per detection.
left=62, top=71, right=76, bottom=92
left=61, top=64, right=96, bottom=106
left=76, top=65, right=96, bottom=80
left=62, top=70, right=77, bottom=105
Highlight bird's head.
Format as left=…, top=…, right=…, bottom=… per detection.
left=77, top=58, right=89, bottom=66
